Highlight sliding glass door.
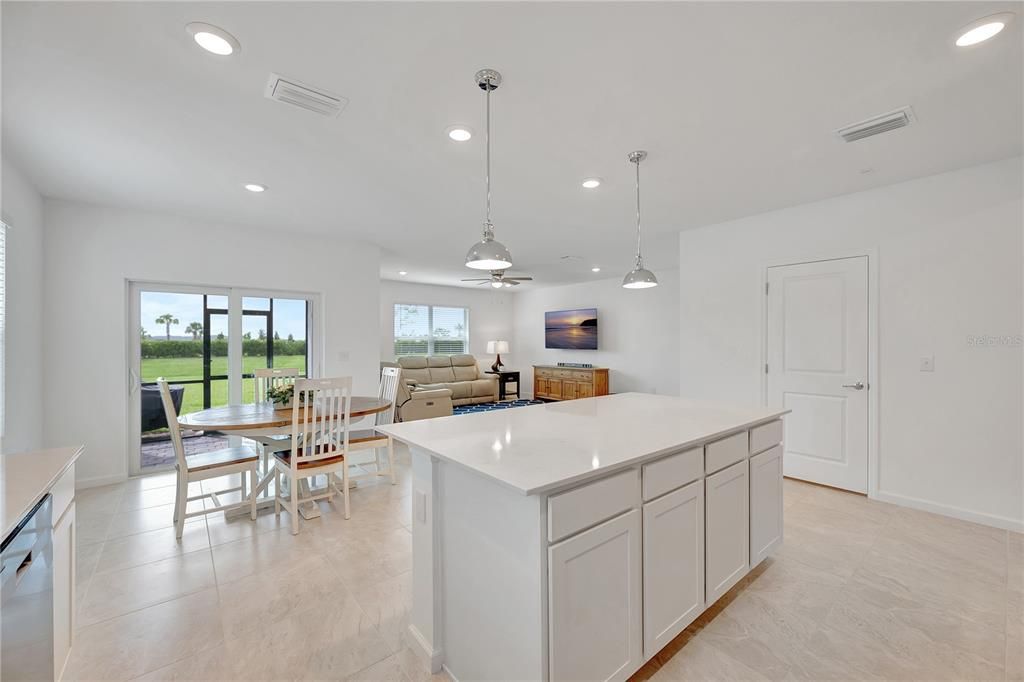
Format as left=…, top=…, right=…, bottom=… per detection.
left=128, top=283, right=318, bottom=475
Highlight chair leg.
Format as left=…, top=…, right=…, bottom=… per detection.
left=289, top=473, right=300, bottom=535
left=172, top=468, right=182, bottom=524
left=388, top=438, right=396, bottom=485
left=249, top=468, right=258, bottom=521
left=274, top=468, right=282, bottom=517
left=342, top=462, right=351, bottom=520
left=240, top=463, right=248, bottom=501
left=174, top=474, right=188, bottom=539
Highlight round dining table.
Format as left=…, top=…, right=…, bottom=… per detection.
left=178, top=397, right=392, bottom=520
left=177, top=396, right=392, bottom=431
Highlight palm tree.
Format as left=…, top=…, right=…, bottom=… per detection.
left=185, top=322, right=203, bottom=340
left=155, top=314, right=179, bottom=341
left=140, top=327, right=149, bottom=340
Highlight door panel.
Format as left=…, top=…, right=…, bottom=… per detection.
left=767, top=257, right=868, bottom=492
left=705, top=459, right=749, bottom=604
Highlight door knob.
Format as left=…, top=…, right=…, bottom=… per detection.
left=842, top=381, right=865, bottom=390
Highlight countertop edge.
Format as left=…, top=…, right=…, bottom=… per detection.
left=2, top=445, right=84, bottom=540
left=384, top=412, right=788, bottom=496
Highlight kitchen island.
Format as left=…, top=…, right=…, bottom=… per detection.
left=378, top=393, right=787, bottom=682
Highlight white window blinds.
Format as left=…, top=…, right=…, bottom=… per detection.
left=393, top=304, right=469, bottom=356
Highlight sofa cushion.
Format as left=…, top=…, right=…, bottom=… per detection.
left=470, top=378, right=497, bottom=398
left=452, top=364, right=478, bottom=381
left=445, top=381, right=472, bottom=400
left=397, top=357, right=432, bottom=386
left=398, top=356, right=429, bottom=369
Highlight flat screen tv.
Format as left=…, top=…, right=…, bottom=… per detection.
left=545, top=308, right=598, bottom=350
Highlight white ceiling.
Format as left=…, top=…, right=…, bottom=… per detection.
left=3, top=2, right=1021, bottom=289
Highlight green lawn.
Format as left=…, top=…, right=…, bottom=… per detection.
left=142, top=355, right=307, bottom=417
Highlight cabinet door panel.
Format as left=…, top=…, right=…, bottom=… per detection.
left=643, top=481, right=704, bottom=658
left=535, top=378, right=548, bottom=398
left=577, top=382, right=594, bottom=399
left=53, top=502, right=75, bottom=680
left=549, top=379, right=563, bottom=399
left=705, top=459, right=749, bottom=604
left=562, top=381, right=578, bottom=400
left=549, top=510, right=642, bottom=682
left=750, top=445, right=783, bottom=564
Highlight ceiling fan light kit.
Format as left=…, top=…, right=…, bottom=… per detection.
left=622, top=150, right=658, bottom=289
left=465, top=68, right=514, bottom=271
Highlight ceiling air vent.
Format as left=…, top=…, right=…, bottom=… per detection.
left=836, top=106, right=914, bottom=143
left=264, top=73, right=348, bottom=118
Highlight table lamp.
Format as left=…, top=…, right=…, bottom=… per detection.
left=487, top=340, right=509, bottom=372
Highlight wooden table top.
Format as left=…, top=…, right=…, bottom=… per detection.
left=178, top=397, right=391, bottom=431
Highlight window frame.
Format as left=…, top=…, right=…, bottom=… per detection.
left=393, top=303, right=470, bottom=357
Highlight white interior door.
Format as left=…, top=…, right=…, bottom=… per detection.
left=766, top=256, right=869, bottom=493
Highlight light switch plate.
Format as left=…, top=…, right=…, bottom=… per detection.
left=920, top=355, right=935, bottom=372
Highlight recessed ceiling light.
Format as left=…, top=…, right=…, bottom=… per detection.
left=446, top=126, right=473, bottom=142
left=186, top=22, right=240, bottom=56
left=399, top=271, right=408, bottom=276
left=244, top=183, right=266, bottom=193
left=591, top=267, right=601, bottom=272
left=955, top=13, right=1014, bottom=47
left=581, top=178, right=602, bottom=189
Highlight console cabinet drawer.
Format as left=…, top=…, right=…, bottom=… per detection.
left=749, top=420, right=783, bottom=455
left=642, top=447, right=703, bottom=502
left=705, top=432, right=748, bottom=474
left=548, top=468, right=639, bottom=543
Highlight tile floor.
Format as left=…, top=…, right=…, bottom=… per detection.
left=69, top=447, right=1022, bottom=681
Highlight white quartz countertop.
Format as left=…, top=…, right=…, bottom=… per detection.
left=378, top=393, right=786, bottom=495
left=1, top=446, right=82, bottom=540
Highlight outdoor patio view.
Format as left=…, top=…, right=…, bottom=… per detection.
left=139, top=291, right=309, bottom=469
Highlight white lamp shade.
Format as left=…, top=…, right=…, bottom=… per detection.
left=487, top=340, right=509, bottom=354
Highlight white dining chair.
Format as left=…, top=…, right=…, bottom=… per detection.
left=239, top=367, right=301, bottom=467
left=157, top=379, right=258, bottom=538
left=347, top=366, right=401, bottom=485
left=273, top=376, right=353, bottom=534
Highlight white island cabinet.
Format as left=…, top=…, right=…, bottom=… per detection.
left=379, top=393, right=786, bottom=682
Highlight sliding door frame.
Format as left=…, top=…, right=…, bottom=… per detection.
left=126, top=280, right=322, bottom=476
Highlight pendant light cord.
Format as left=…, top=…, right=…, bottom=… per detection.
left=634, top=156, right=643, bottom=264
left=485, top=77, right=492, bottom=232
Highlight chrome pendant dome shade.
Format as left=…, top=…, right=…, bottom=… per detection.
left=622, top=150, right=658, bottom=289
left=465, top=223, right=512, bottom=270
left=622, top=263, right=659, bottom=289
left=465, top=69, right=514, bottom=270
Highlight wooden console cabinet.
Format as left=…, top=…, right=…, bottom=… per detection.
left=533, top=365, right=609, bottom=401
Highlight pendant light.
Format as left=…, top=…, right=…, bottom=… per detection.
left=622, top=150, right=658, bottom=289
left=465, top=69, right=513, bottom=271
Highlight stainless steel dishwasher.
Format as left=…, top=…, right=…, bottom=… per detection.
left=1, top=494, right=54, bottom=681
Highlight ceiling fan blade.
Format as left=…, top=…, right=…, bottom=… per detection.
left=460, top=278, right=490, bottom=282
left=506, top=277, right=533, bottom=281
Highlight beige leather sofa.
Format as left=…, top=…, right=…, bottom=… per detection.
left=397, top=355, right=498, bottom=407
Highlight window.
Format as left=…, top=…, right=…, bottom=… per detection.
left=394, top=304, right=469, bottom=356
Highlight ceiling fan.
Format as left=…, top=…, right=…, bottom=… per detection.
left=461, top=269, right=534, bottom=288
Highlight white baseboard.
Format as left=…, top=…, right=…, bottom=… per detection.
left=873, top=489, right=1024, bottom=533
left=76, top=473, right=127, bottom=490
left=406, top=624, right=444, bottom=674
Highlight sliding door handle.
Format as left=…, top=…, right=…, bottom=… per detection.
left=842, top=381, right=865, bottom=390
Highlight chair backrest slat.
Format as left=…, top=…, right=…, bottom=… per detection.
left=254, top=367, right=300, bottom=403
left=156, top=379, right=188, bottom=471
left=376, top=367, right=402, bottom=427
left=290, top=376, right=352, bottom=468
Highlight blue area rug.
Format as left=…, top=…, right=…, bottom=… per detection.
left=453, top=399, right=545, bottom=416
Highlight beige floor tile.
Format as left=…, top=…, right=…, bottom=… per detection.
left=67, top=588, right=224, bottom=682
left=774, top=522, right=873, bottom=580
left=95, top=519, right=209, bottom=574
left=1009, top=592, right=1024, bottom=681
left=79, top=549, right=216, bottom=626
left=125, top=471, right=179, bottom=492
left=217, top=554, right=346, bottom=640
left=106, top=502, right=201, bottom=539
left=1010, top=531, right=1023, bottom=594
left=76, top=483, right=126, bottom=518
left=353, top=571, right=413, bottom=653
left=132, top=644, right=237, bottom=681
left=803, top=485, right=899, bottom=526
left=77, top=512, right=113, bottom=548
left=205, top=507, right=291, bottom=546
left=394, top=645, right=451, bottom=682
left=76, top=540, right=104, bottom=589
left=118, top=485, right=182, bottom=512
left=871, top=530, right=1007, bottom=589
left=219, top=592, right=392, bottom=680
left=346, top=653, right=411, bottom=681
left=211, top=525, right=324, bottom=584
left=646, top=634, right=770, bottom=681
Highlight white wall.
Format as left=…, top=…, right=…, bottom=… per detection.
left=43, top=199, right=380, bottom=487
left=679, top=157, right=1023, bottom=530
left=380, top=279, right=514, bottom=368
left=0, top=159, right=45, bottom=454
left=512, top=270, right=680, bottom=398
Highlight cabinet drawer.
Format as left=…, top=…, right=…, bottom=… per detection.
left=548, top=469, right=639, bottom=543
left=705, top=432, right=747, bottom=474
left=749, top=420, right=783, bottom=455
left=570, top=370, right=592, bottom=380
left=536, top=368, right=555, bottom=378
left=51, top=463, right=76, bottom=526
left=642, top=447, right=703, bottom=502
